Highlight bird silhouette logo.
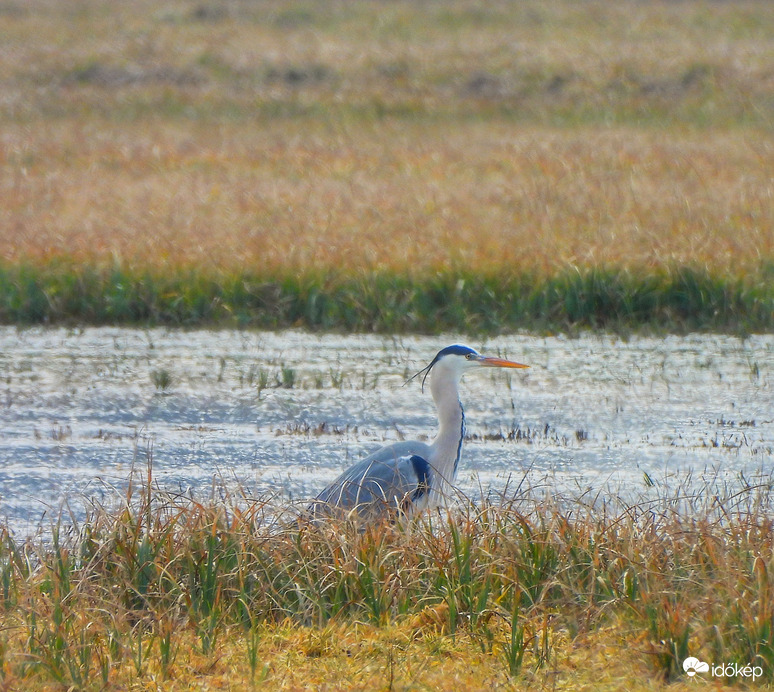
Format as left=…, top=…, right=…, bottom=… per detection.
left=683, top=657, right=710, bottom=677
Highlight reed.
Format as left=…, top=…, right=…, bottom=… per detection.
left=1, top=262, right=772, bottom=333
left=0, top=463, right=772, bottom=689
left=4, top=122, right=773, bottom=281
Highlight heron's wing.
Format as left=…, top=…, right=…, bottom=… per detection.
left=310, top=441, right=433, bottom=519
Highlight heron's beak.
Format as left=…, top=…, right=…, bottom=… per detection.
left=479, top=356, right=529, bottom=369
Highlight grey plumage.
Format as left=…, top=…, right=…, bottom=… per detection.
left=309, top=442, right=434, bottom=520
left=308, top=344, right=528, bottom=521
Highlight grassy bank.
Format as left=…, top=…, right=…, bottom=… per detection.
left=2, top=1, right=774, bottom=333
left=2, top=262, right=773, bottom=333
left=0, top=465, right=772, bottom=689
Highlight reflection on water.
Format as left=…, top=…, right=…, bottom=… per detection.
left=0, top=327, right=772, bottom=537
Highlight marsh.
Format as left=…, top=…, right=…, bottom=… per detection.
left=1, top=327, right=771, bottom=537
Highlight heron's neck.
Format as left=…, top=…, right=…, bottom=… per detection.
left=429, top=370, right=465, bottom=484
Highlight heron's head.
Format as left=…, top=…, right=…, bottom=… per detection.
left=408, top=344, right=528, bottom=391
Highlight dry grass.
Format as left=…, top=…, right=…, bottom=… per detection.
left=1, top=0, right=774, bottom=280
left=0, top=463, right=772, bottom=689
left=0, top=620, right=720, bottom=691
left=3, top=121, right=774, bottom=279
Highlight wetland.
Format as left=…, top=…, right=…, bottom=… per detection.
left=2, top=327, right=771, bottom=538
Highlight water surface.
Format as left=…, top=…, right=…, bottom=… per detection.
left=1, top=328, right=772, bottom=537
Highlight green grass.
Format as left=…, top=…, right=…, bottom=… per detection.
left=1, top=262, right=773, bottom=334
left=1, top=463, right=773, bottom=689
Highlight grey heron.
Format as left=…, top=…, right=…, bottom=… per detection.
left=309, top=344, right=528, bottom=520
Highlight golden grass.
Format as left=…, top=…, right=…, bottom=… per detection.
left=3, top=120, right=774, bottom=278
left=2, top=0, right=774, bottom=280
left=1, top=619, right=723, bottom=691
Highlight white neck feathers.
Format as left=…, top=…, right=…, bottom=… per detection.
left=428, top=364, right=466, bottom=488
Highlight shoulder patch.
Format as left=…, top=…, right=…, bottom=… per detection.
left=409, top=455, right=431, bottom=501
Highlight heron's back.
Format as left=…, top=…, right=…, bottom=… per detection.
left=310, top=440, right=434, bottom=519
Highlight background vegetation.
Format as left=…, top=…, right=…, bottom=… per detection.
left=2, top=0, right=774, bottom=331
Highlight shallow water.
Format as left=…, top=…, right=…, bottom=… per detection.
left=0, top=327, right=772, bottom=537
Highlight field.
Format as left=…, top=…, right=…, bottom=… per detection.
left=2, top=0, right=774, bottom=688
left=2, top=0, right=774, bottom=330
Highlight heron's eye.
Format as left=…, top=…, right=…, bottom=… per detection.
left=465, top=353, right=474, bottom=360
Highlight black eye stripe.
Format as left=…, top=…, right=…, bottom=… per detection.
left=404, top=344, right=479, bottom=392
